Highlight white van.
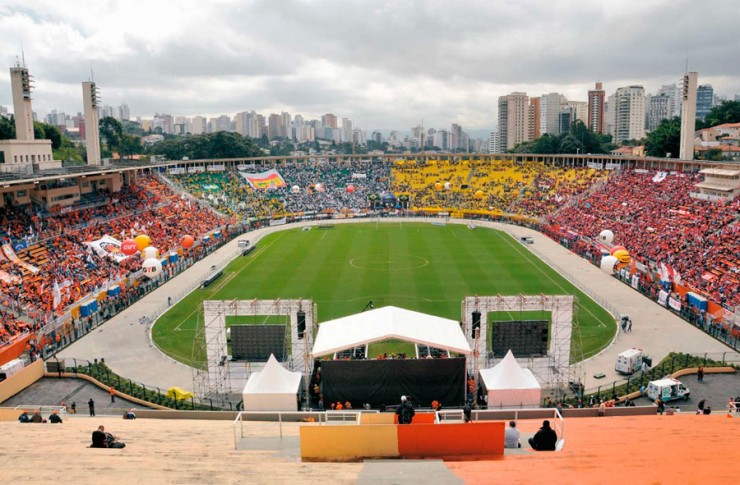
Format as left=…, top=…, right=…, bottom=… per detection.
left=647, top=378, right=690, bottom=403
left=615, top=348, right=644, bottom=375
left=0, top=358, right=25, bottom=382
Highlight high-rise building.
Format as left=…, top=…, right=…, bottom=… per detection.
left=540, top=93, right=565, bottom=135
left=658, top=83, right=681, bottom=118
left=696, top=84, right=714, bottom=120
left=498, top=92, right=530, bottom=152
left=0, top=105, right=8, bottom=118
left=647, top=93, right=672, bottom=132
left=587, top=82, right=606, bottom=134
left=488, top=129, right=499, bottom=154
left=528, top=97, right=540, bottom=140
left=118, top=103, right=130, bottom=122
left=559, top=106, right=575, bottom=134
left=191, top=116, right=206, bottom=135
left=433, top=130, right=449, bottom=150
left=342, top=118, right=353, bottom=143
left=321, top=113, right=337, bottom=129
left=567, top=101, right=588, bottom=125
left=82, top=81, right=101, bottom=165
left=613, top=86, right=646, bottom=144
left=450, top=123, right=463, bottom=151
left=679, top=72, right=698, bottom=160
left=268, top=114, right=282, bottom=140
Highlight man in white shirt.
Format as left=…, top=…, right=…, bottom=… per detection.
left=504, top=420, right=521, bottom=448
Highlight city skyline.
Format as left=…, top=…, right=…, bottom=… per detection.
left=0, top=0, right=739, bottom=130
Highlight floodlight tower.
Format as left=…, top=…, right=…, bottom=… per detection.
left=82, top=81, right=102, bottom=165
left=678, top=71, right=698, bottom=160
left=10, top=62, right=35, bottom=141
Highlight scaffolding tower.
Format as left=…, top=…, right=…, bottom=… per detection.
left=461, top=294, right=574, bottom=395
left=192, top=299, right=315, bottom=401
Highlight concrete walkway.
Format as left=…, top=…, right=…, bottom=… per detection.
left=59, top=218, right=739, bottom=393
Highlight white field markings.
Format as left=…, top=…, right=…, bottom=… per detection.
left=496, top=231, right=607, bottom=328
left=171, top=233, right=285, bottom=332
left=321, top=230, right=329, bottom=240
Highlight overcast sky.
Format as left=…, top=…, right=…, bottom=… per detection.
left=0, top=0, right=738, bottom=133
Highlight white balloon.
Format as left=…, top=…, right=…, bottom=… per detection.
left=143, top=246, right=159, bottom=260
left=598, top=230, right=614, bottom=245
left=142, top=258, right=163, bottom=279
left=315, top=183, right=325, bottom=192
left=444, top=182, right=451, bottom=190
left=291, top=185, right=301, bottom=194
left=600, top=255, right=618, bottom=274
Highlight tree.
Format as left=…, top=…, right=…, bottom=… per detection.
left=645, top=117, right=681, bottom=157
left=0, top=116, right=15, bottom=140
left=698, top=148, right=725, bottom=161
left=147, top=131, right=261, bottom=160
left=697, top=100, right=740, bottom=129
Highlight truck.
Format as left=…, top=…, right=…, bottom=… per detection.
left=615, top=348, right=645, bottom=375
left=646, top=378, right=690, bottom=403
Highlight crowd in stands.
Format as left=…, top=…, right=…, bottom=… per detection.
left=171, top=162, right=392, bottom=219
left=0, top=176, right=226, bottom=344
left=550, top=169, right=740, bottom=307
left=1, top=161, right=738, bottom=350
left=391, top=160, right=605, bottom=216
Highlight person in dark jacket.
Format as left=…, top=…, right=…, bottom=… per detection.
left=528, top=420, right=558, bottom=451
left=395, top=395, right=415, bottom=424
left=49, top=410, right=63, bottom=423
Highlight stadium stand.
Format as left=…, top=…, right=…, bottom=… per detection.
left=549, top=169, right=740, bottom=307
left=0, top=175, right=227, bottom=347
left=1, top=159, right=738, bottom=358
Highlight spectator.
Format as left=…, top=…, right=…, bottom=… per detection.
left=598, top=400, right=606, bottom=417
left=48, top=410, right=63, bottom=424
left=395, top=395, right=415, bottom=425
left=504, top=421, right=521, bottom=449
left=88, top=398, right=95, bottom=417
left=90, top=425, right=125, bottom=448
left=528, top=420, right=558, bottom=451
left=30, top=410, right=43, bottom=423
left=122, top=409, right=136, bottom=420
left=697, top=399, right=706, bottom=415
left=71, top=401, right=76, bottom=414
left=110, top=387, right=116, bottom=403
left=18, top=410, right=30, bottom=423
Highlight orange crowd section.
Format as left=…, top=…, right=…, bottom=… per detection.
left=447, top=415, right=739, bottom=483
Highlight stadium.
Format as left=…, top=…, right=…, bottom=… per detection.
left=1, top=68, right=739, bottom=484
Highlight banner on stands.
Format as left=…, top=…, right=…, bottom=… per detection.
left=2, top=244, right=39, bottom=274
left=84, top=235, right=129, bottom=263
left=240, top=169, right=286, bottom=190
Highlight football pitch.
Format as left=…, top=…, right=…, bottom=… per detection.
left=152, top=222, right=616, bottom=365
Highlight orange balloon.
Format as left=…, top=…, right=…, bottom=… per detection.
left=181, top=235, right=195, bottom=249
left=134, top=234, right=151, bottom=251
left=610, top=245, right=626, bottom=255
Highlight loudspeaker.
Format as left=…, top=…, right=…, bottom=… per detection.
left=297, top=311, right=306, bottom=340
left=472, top=311, right=481, bottom=337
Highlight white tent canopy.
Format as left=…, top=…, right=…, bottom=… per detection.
left=311, top=306, right=472, bottom=358
left=242, top=354, right=302, bottom=411
left=479, top=350, right=542, bottom=407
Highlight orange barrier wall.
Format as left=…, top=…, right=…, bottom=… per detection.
left=397, top=422, right=504, bottom=460
left=360, top=413, right=395, bottom=424
left=393, top=412, right=437, bottom=424
left=0, top=333, right=34, bottom=366
left=0, top=359, right=44, bottom=405
left=300, top=424, right=399, bottom=462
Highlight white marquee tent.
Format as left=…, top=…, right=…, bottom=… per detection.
left=242, top=354, right=302, bottom=411
left=310, top=306, right=472, bottom=358
left=479, top=350, right=541, bottom=407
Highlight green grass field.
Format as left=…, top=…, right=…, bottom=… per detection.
left=152, top=222, right=616, bottom=365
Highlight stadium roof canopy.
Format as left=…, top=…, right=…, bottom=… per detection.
left=311, top=306, right=472, bottom=357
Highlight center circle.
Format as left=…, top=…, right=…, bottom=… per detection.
left=349, top=255, right=429, bottom=271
